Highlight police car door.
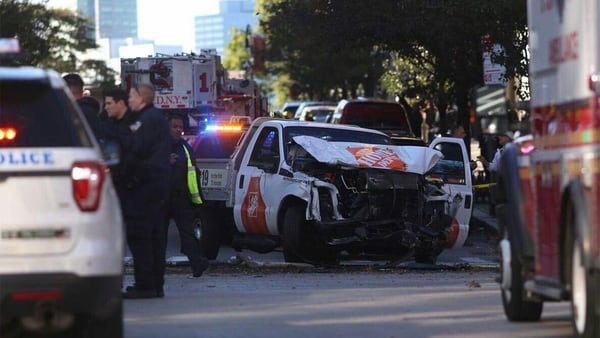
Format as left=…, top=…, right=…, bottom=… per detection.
left=233, top=126, right=286, bottom=235
left=428, top=137, right=473, bottom=248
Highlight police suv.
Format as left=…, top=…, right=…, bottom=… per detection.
left=0, top=39, right=124, bottom=337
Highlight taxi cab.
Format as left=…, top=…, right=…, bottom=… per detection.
left=0, top=39, right=124, bottom=337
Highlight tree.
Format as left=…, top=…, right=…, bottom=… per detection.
left=257, top=0, right=528, bottom=135
left=223, top=28, right=251, bottom=71
left=0, top=0, right=118, bottom=87
left=0, top=0, right=97, bottom=70
left=258, top=0, right=385, bottom=101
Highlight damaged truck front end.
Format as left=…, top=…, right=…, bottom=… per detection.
left=288, top=136, right=461, bottom=263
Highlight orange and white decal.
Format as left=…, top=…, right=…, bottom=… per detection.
left=240, top=176, right=269, bottom=234
left=346, top=146, right=407, bottom=170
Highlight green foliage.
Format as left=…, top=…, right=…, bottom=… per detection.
left=223, top=28, right=252, bottom=71
left=258, top=0, right=528, bottom=121
left=0, top=0, right=117, bottom=87
left=0, top=0, right=97, bottom=69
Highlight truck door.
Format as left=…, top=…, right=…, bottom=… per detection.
left=233, top=126, right=286, bottom=235
left=428, top=137, right=473, bottom=248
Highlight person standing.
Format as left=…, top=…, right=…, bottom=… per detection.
left=63, top=73, right=104, bottom=141
left=478, top=131, right=514, bottom=216
left=121, top=83, right=171, bottom=299
left=165, top=115, right=209, bottom=277
left=102, top=88, right=133, bottom=188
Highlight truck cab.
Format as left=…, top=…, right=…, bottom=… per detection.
left=196, top=118, right=473, bottom=264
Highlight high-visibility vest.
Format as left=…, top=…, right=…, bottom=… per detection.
left=182, top=145, right=203, bottom=205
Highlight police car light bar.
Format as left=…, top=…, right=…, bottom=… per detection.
left=205, top=124, right=243, bottom=132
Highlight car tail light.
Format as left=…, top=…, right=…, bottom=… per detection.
left=72, top=161, right=105, bottom=212
left=0, top=127, right=17, bottom=140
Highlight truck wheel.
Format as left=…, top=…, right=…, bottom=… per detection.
left=500, top=230, right=543, bottom=321
left=282, top=206, right=306, bottom=263
left=570, top=234, right=599, bottom=338
left=195, top=209, right=220, bottom=260
left=414, top=247, right=442, bottom=264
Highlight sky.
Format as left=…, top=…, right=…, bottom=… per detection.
left=137, top=0, right=220, bottom=51
left=46, top=0, right=221, bottom=52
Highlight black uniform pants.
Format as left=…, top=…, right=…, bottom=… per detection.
left=165, top=192, right=207, bottom=270
left=121, top=178, right=169, bottom=292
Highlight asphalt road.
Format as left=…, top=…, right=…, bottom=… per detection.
left=122, top=205, right=575, bottom=338
left=123, top=270, right=572, bottom=338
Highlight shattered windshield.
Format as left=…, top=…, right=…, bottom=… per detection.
left=283, top=126, right=392, bottom=146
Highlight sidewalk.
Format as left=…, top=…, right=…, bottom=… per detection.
left=471, top=202, right=499, bottom=236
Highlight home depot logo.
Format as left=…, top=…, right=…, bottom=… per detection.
left=346, top=146, right=406, bottom=170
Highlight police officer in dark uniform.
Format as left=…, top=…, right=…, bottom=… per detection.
left=121, top=83, right=171, bottom=299
left=165, top=114, right=209, bottom=277
left=63, top=73, right=105, bottom=141
left=101, top=88, right=133, bottom=191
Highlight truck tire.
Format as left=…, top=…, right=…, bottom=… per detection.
left=282, top=206, right=305, bottom=263
left=414, top=249, right=441, bottom=265
left=500, top=229, right=543, bottom=321
left=570, top=234, right=599, bottom=338
left=195, top=209, right=220, bottom=260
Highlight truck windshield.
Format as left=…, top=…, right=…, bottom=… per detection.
left=283, top=126, right=392, bottom=145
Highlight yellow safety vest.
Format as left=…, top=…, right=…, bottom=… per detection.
left=182, top=145, right=203, bottom=205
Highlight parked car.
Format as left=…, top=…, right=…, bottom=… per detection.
left=0, top=39, right=124, bottom=337
left=298, top=104, right=336, bottom=122
left=276, top=101, right=303, bottom=119
left=331, top=99, right=415, bottom=138
left=293, top=101, right=337, bottom=120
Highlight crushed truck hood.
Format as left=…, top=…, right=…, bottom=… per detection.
left=292, top=135, right=443, bottom=175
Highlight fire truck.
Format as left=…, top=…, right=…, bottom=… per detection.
left=498, top=1, right=599, bottom=337
left=120, top=50, right=267, bottom=141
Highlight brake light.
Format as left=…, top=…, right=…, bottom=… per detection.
left=72, top=161, right=105, bottom=212
left=0, top=127, right=17, bottom=140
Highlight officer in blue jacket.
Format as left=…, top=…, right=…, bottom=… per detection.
left=165, top=114, right=209, bottom=277
left=121, top=83, right=171, bottom=299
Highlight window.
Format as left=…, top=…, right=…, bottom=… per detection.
left=0, top=80, right=91, bottom=148
left=248, top=127, right=279, bottom=170
left=429, top=143, right=466, bottom=184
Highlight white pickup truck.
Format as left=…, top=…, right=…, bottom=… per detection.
left=195, top=117, right=473, bottom=264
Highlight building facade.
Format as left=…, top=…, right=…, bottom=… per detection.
left=194, top=0, right=256, bottom=57
left=77, top=0, right=137, bottom=40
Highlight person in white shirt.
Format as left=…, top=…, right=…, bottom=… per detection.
left=478, top=131, right=514, bottom=216
left=479, top=131, right=514, bottom=173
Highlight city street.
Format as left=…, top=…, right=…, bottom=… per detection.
left=123, top=270, right=572, bottom=338
left=123, top=208, right=573, bottom=338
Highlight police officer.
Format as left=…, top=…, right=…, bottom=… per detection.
left=102, top=88, right=133, bottom=189
left=165, top=115, right=209, bottom=277
left=121, top=83, right=171, bottom=299
left=63, top=73, right=104, bottom=141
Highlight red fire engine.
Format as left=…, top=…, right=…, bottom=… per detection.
left=498, top=1, right=599, bottom=337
